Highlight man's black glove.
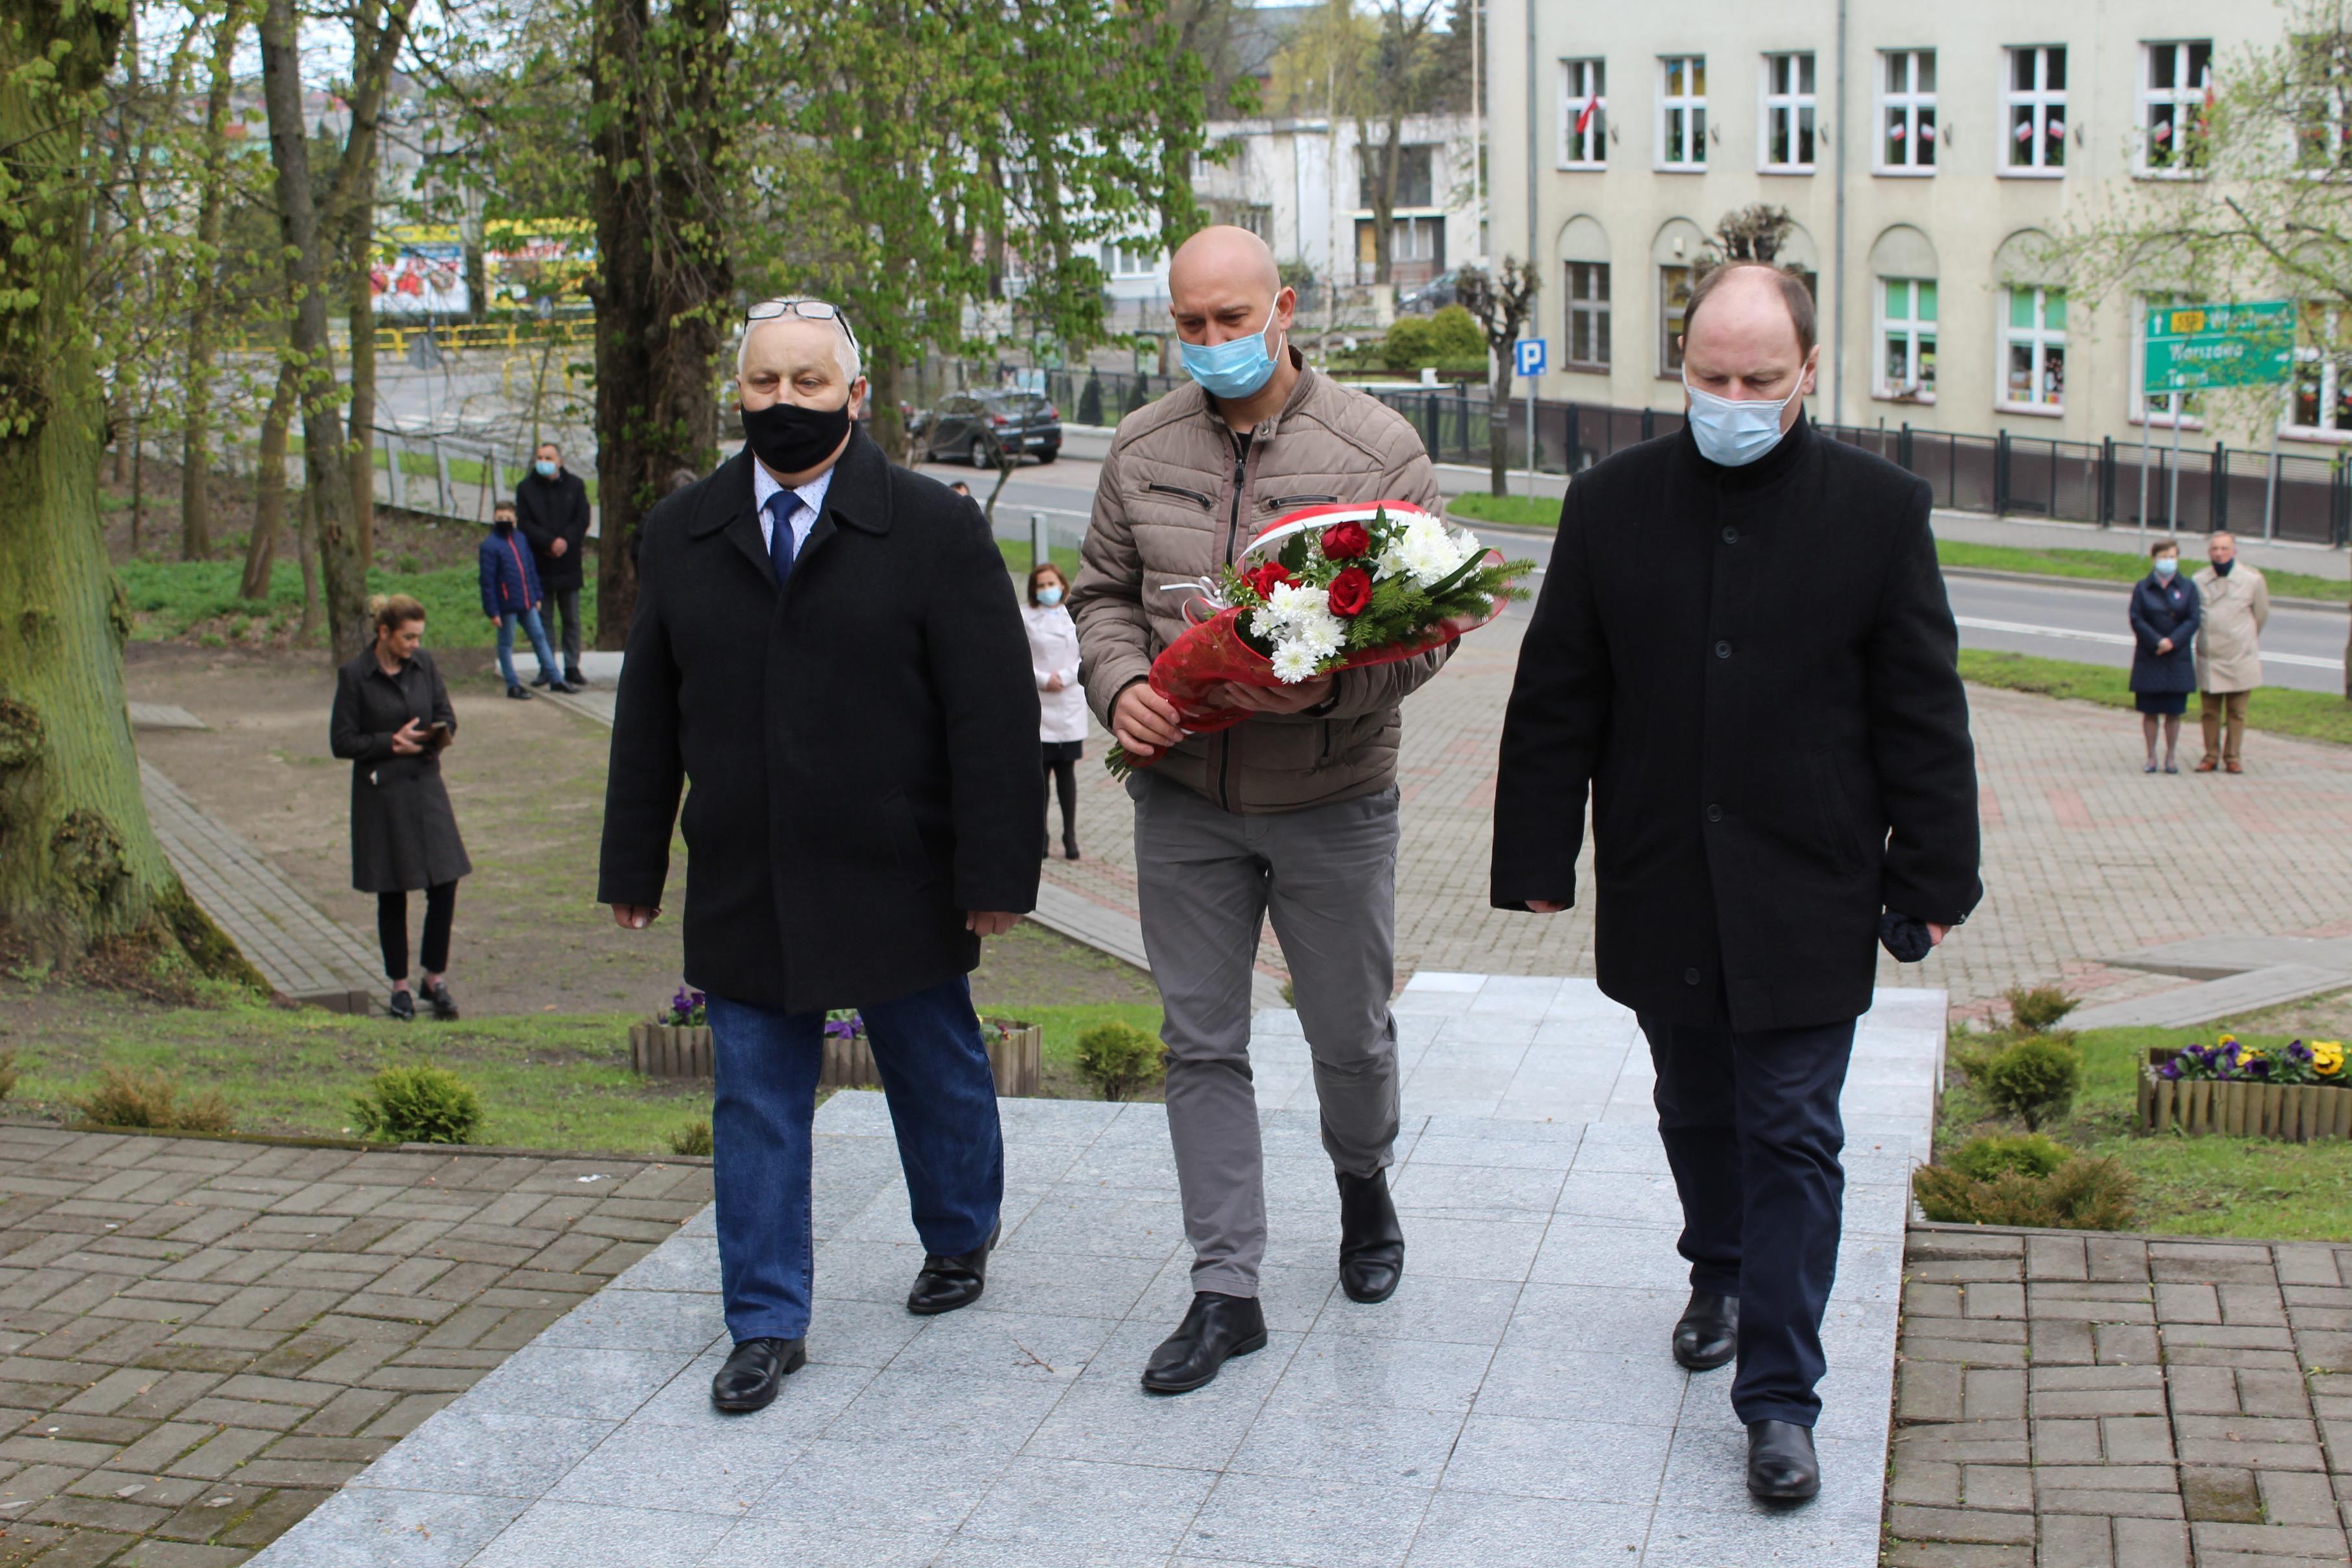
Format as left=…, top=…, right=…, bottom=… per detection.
left=1879, top=911, right=1935, bottom=964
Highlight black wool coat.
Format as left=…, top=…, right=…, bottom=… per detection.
left=329, top=649, right=473, bottom=894
left=1491, top=415, right=1982, bottom=1031
left=515, top=469, right=592, bottom=592
left=596, top=430, right=1043, bottom=1013
left=2126, top=574, right=2200, bottom=695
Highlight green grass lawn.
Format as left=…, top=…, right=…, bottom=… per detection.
left=1958, top=649, right=2352, bottom=747
left=1446, top=491, right=1564, bottom=529
left=1940, top=1022, right=2352, bottom=1241
left=0, top=991, right=1163, bottom=1155
left=1938, top=539, right=2350, bottom=603
left=119, top=559, right=604, bottom=649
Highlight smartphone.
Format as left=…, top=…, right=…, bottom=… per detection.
left=427, top=721, right=453, bottom=751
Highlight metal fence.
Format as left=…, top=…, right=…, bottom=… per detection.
left=976, top=362, right=2352, bottom=546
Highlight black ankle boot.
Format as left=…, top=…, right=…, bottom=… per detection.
left=1673, top=1290, right=1739, bottom=1370
left=710, top=1337, right=806, bottom=1412
left=1142, top=1292, right=1267, bottom=1394
left=1746, top=1420, right=1820, bottom=1501
left=1336, top=1169, right=1405, bottom=1304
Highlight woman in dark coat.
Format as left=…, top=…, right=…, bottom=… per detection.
left=2128, top=541, right=2202, bottom=775
left=330, top=594, right=474, bottom=1019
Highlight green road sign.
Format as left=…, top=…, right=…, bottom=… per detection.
left=2143, top=300, right=2294, bottom=393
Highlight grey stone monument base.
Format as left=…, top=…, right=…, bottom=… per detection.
left=251, top=976, right=1943, bottom=1568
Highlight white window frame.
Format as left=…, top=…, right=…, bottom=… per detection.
left=1877, top=49, right=1936, bottom=174
left=1658, top=56, right=1707, bottom=171
left=2130, top=296, right=2207, bottom=430
left=2003, top=45, right=2067, bottom=176
left=2294, top=34, right=2352, bottom=174
left=1999, top=285, right=2067, bottom=414
left=1566, top=261, right=1611, bottom=369
left=2288, top=305, right=2352, bottom=441
left=1875, top=277, right=1938, bottom=403
left=1759, top=52, right=1817, bottom=173
left=1659, top=263, right=1691, bottom=377
left=1101, top=240, right=1160, bottom=279
left=2138, top=40, right=2213, bottom=177
left=1559, top=58, right=1607, bottom=169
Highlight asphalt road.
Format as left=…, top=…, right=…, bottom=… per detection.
left=940, top=452, right=2350, bottom=696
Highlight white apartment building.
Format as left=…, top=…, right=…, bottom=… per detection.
left=1486, top=3, right=2323, bottom=457
left=1098, top=113, right=1486, bottom=326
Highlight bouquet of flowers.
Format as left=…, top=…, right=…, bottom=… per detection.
left=1106, top=502, right=1534, bottom=777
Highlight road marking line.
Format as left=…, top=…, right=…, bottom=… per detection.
left=1954, top=616, right=2343, bottom=672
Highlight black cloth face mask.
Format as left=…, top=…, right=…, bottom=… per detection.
left=740, top=397, right=851, bottom=474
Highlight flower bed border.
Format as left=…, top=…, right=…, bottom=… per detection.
left=2136, top=1048, right=2352, bottom=1140
left=628, top=1019, right=1042, bottom=1097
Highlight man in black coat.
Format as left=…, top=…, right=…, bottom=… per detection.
left=598, top=298, right=1042, bottom=1415
left=514, top=440, right=591, bottom=687
left=1492, top=263, right=1981, bottom=1503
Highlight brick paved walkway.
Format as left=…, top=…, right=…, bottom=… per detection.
left=1887, top=1226, right=2352, bottom=1567
left=0, top=1123, right=709, bottom=1566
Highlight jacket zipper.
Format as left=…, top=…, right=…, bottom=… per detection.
left=1216, top=430, right=1252, bottom=812
left=1144, top=481, right=1214, bottom=509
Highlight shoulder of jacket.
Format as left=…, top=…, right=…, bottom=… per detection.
left=1109, top=383, right=1212, bottom=456
left=1813, top=432, right=1924, bottom=497
left=1287, top=375, right=1424, bottom=467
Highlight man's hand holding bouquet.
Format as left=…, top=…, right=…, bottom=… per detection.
left=1107, top=502, right=1535, bottom=777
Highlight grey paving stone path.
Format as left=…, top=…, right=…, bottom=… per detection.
left=139, top=762, right=380, bottom=1011
left=0, top=1123, right=710, bottom=1567
left=1885, top=1226, right=2352, bottom=1568
left=250, top=975, right=1944, bottom=1568
left=2069, top=937, right=2352, bottom=1031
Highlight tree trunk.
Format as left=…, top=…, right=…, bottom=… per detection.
left=241, top=359, right=300, bottom=602
left=865, top=344, right=910, bottom=465
left=589, top=0, right=733, bottom=649
left=259, top=0, right=369, bottom=664
left=0, top=0, right=259, bottom=981
left=178, top=5, right=241, bottom=563
left=345, top=134, right=379, bottom=565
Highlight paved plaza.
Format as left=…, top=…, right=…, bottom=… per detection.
left=246, top=975, right=1942, bottom=1568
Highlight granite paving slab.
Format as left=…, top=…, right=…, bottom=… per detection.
left=248, top=976, right=1941, bottom=1568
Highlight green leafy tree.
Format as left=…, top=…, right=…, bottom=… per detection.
left=1455, top=259, right=1540, bottom=494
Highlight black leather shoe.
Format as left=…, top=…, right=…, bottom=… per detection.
left=419, top=979, right=459, bottom=1021
left=387, top=988, right=415, bottom=1022
left=565, top=670, right=586, bottom=688
left=1142, top=1291, right=1267, bottom=1394
left=1063, top=839, right=1081, bottom=861
left=1673, top=1290, right=1739, bottom=1371
left=506, top=685, right=532, bottom=700
left=711, top=1336, right=806, bottom=1412
left=1337, top=1169, right=1405, bottom=1304
left=1747, top=1420, right=1820, bottom=1501
left=907, top=1223, right=998, bottom=1316
left=528, top=673, right=552, bottom=688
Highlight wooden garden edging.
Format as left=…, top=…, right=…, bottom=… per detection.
left=2137, top=1048, right=2352, bottom=1141
left=629, top=1018, right=1042, bottom=1098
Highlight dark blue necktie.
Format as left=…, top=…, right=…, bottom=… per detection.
left=766, top=491, right=802, bottom=586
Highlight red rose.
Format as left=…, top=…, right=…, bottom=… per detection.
left=1245, top=562, right=1293, bottom=599
left=1326, top=567, right=1373, bottom=616
left=1322, top=522, right=1371, bottom=560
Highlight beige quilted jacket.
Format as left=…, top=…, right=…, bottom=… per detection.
left=1070, top=357, right=1446, bottom=813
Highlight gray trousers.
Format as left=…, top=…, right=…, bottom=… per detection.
left=1130, top=772, right=1402, bottom=1297
left=545, top=585, right=582, bottom=673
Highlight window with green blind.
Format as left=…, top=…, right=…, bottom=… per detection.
left=1878, top=278, right=1936, bottom=400
left=2003, top=287, right=2066, bottom=409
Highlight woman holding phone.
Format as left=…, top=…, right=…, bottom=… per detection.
left=331, top=594, right=473, bottom=1020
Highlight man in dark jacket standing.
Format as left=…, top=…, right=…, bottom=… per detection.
left=599, top=297, right=1042, bottom=1415
left=1492, top=263, right=1981, bottom=1503
left=515, top=440, right=591, bottom=688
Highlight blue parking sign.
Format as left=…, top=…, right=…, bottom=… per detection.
left=1514, top=338, right=1547, bottom=377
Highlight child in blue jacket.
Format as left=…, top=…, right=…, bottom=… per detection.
left=480, top=502, right=569, bottom=697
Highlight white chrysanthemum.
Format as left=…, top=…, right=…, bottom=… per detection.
left=1263, top=579, right=1315, bottom=626
left=1295, top=611, right=1345, bottom=659
left=1373, top=543, right=1410, bottom=580
left=1249, top=607, right=1285, bottom=643
left=1269, top=641, right=1323, bottom=684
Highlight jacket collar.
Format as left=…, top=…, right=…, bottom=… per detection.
left=1194, top=346, right=1319, bottom=444
left=690, top=425, right=893, bottom=541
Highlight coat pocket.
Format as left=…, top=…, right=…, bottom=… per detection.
left=1262, top=493, right=1340, bottom=511
left=1805, top=751, right=1868, bottom=878
left=1144, top=481, right=1214, bottom=510
left=880, top=788, right=935, bottom=889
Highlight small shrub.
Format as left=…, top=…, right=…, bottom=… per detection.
left=1948, top=1133, right=2071, bottom=1184
left=74, top=1067, right=233, bottom=1132
left=1980, top=1036, right=2083, bottom=1131
left=1380, top=315, right=1439, bottom=371
left=667, top=1120, right=714, bottom=1157
left=1426, top=303, right=1484, bottom=360
left=351, top=1063, right=482, bottom=1145
left=2003, top=984, right=2078, bottom=1034
left=1075, top=1022, right=1165, bottom=1103
left=0, top=1047, right=19, bottom=1103
left=1077, top=375, right=1104, bottom=427
left=1913, top=1155, right=2137, bottom=1231
left=1279, top=979, right=1297, bottom=1009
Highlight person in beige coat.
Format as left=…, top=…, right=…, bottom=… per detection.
left=2193, top=533, right=2268, bottom=773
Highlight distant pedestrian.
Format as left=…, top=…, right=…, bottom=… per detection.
left=480, top=502, right=568, bottom=698
left=515, top=440, right=591, bottom=688
left=2128, top=541, right=2201, bottom=775
left=2194, top=532, right=2268, bottom=775
left=331, top=595, right=472, bottom=1022
left=1025, top=563, right=1085, bottom=860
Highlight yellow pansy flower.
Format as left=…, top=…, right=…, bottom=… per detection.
left=2313, top=1040, right=2344, bottom=1079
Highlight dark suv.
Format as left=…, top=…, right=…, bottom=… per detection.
left=912, top=390, right=1062, bottom=467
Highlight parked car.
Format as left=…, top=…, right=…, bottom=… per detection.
left=1394, top=270, right=1461, bottom=316
left=909, top=390, right=1062, bottom=468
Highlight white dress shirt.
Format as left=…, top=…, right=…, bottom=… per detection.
left=750, top=458, right=835, bottom=557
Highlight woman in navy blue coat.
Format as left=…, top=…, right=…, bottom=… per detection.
left=2128, top=541, right=2201, bottom=773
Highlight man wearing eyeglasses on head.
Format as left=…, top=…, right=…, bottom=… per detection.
left=598, top=297, right=1043, bottom=1415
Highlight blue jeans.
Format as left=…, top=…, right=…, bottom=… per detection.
left=1641, top=1012, right=1856, bottom=1429
left=495, top=608, right=558, bottom=688
left=707, top=977, right=1004, bottom=1344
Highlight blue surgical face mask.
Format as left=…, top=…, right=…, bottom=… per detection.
left=1037, top=586, right=1064, bottom=607
left=534, top=458, right=558, bottom=478
left=2154, top=557, right=2178, bottom=578
left=1682, top=368, right=1809, bottom=467
left=1180, top=298, right=1283, bottom=401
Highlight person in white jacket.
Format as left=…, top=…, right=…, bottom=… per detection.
left=1025, top=563, right=1088, bottom=859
